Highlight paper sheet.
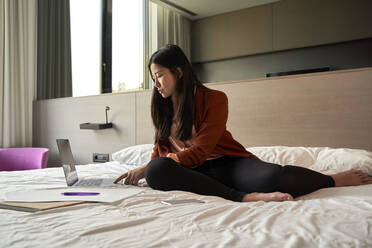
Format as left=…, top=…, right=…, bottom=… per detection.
left=4, top=187, right=143, bottom=203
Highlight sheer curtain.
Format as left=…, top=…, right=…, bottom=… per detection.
left=156, top=4, right=191, bottom=60
left=0, top=0, right=37, bottom=147
left=148, top=1, right=191, bottom=87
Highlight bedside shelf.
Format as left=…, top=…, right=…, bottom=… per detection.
left=80, top=122, right=113, bottom=130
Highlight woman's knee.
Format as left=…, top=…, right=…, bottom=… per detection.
left=230, top=157, right=282, bottom=192
left=145, top=157, right=174, bottom=189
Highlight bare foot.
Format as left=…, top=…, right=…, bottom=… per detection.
left=331, top=169, right=372, bottom=187
left=242, top=192, right=295, bottom=202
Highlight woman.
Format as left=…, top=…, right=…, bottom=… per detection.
left=114, top=44, right=372, bottom=202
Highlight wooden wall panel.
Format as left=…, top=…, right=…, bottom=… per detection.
left=192, top=0, right=372, bottom=62
left=136, top=91, right=155, bottom=145
left=192, top=4, right=273, bottom=62
left=209, top=67, right=372, bottom=151
left=273, top=0, right=372, bottom=51
left=33, top=67, right=372, bottom=166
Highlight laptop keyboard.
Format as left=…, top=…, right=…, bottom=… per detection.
left=74, top=179, right=103, bottom=186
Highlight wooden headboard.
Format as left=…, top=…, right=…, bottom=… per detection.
left=35, top=66, right=372, bottom=165
left=206, top=67, right=372, bottom=151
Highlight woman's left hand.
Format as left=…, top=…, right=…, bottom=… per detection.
left=167, top=153, right=180, bottom=163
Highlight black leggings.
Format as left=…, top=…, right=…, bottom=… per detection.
left=144, top=156, right=335, bottom=202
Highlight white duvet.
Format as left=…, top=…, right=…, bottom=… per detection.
left=1, top=146, right=372, bottom=248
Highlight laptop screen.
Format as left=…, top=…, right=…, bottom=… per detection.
left=62, top=164, right=78, bottom=186
left=57, top=139, right=78, bottom=186
left=56, top=139, right=75, bottom=166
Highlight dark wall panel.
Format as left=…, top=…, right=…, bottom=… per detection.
left=193, top=38, right=372, bottom=83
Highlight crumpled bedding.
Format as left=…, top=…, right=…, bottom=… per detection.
left=1, top=147, right=372, bottom=248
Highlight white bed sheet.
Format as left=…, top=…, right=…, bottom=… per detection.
left=1, top=148, right=372, bottom=248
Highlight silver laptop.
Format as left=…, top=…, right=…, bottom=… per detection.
left=57, top=139, right=119, bottom=187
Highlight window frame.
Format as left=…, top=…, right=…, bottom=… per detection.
left=101, top=0, right=112, bottom=93
left=100, top=0, right=149, bottom=94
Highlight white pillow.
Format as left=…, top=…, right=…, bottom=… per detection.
left=112, top=144, right=372, bottom=174
left=112, top=144, right=154, bottom=166
left=310, top=147, right=372, bottom=174
left=246, top=146, right=316, bottom=168
left=246, top=146, right=372, bottom=174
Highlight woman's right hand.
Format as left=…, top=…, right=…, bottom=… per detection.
left=113, top=164, right=147, bottom=186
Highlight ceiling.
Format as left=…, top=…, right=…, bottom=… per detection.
left=163, top=0, right=280, bottom=20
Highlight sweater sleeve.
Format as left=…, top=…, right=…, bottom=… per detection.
left=175, top=91, right=228, bottom=167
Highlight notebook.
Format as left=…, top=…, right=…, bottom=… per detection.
left=0, top=201, right=84, bottom=213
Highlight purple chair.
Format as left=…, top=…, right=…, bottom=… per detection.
left=0, top=148, right=49, bottom=171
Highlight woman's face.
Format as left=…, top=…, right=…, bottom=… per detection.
left=150, top=63, right=181, bottom=99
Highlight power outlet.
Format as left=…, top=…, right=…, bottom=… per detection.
left=93, top=153, right=109, bottom=163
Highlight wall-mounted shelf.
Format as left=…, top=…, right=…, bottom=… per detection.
left=80, top=122, right=113, bottom=130
left=80, top=106, right=113, bottom=130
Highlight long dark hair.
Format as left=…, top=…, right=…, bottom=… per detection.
left=149, top=44, right=207, bottom=143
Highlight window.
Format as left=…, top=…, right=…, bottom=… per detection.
left=112, top=0, right=144, bottom=92
left=70, top=0, right=102, bottom=97
left=70, top=0, right=145, bottom=97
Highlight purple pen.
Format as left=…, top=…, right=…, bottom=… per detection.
left=61, top=192, right=100, bottom=196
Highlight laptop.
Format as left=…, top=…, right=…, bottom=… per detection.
left=56, top=139, right=119, bottom=187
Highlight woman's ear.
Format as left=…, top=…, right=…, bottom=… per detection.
left=176, top=67, right=183, bottom=79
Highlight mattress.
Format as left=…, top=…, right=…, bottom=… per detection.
left=1, top=146, right=372, bottom=248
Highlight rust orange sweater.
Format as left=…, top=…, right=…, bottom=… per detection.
left=150, top=85, right=260, bottom=168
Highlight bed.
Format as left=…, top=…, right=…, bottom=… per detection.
left=1, top=144, right=372, bottom=248
left=3, top=67, right=372, bottom=247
